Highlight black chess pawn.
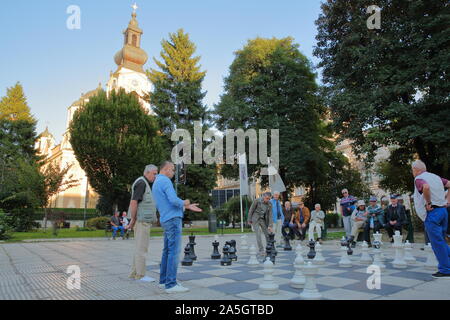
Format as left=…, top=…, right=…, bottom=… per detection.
left=181, top=244, right=193, bottom=266
left=211, top=241, right=221, bottom=260
left=340, top=237, right=348, bottom=247
left=307, top=240, right=316, bottom=260
left=283, top=235, right=292, bottom=251
left=346, top=238, right=354, bottom=256
left=188, top=234, right=197, bottom=261
left=229, top=240, right=238, bottom=261
left=220, top=245, right=232, bottom=266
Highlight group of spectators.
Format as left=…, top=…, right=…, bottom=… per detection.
left=341, top=191, right=413, bottom=247
left=248, top=191, right=326, bottom=257
left=110, top=211, right=130, bottom=240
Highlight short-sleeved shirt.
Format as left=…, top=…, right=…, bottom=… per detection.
left=132, top=176, right=152, bottom=203
left=415, top=177, right=448, bottom=194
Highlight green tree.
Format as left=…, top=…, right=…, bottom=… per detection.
left=214, top=37, right=338, bottom=204
left=69, top=89, right=164, bottom=213
left=314, top=0, right=450, bottom=178
left=148, top=29, right=216, bottom=212
left=0, top=82, right=34, bottom=122
left=41, top=162, right=79, bottom=230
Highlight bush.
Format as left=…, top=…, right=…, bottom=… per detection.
left=8, top=208, right=40, bottom=232
left=0, top=211, right=13, bottom=240
left=87, top=216, right=110, bottom=230
left=325, top=213, right=339, bottom=228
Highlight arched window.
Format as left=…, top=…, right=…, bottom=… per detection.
left=132, top=34, right=137, bottom=47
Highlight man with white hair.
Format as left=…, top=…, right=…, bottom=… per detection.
left=127, top=164, right=159, bottom=282
left=412, top=160, right=450, bottom=279
left=270, top=191, right=284, bottom=247
left=340, top=188, right=357, bottom=238
left=248, top=192, right=274, bottom=258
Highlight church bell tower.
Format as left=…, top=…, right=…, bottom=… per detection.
left=107, top=3, right=152, bottom=113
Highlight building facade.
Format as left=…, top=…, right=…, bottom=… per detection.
left=36, top=9, right=152, bottom=209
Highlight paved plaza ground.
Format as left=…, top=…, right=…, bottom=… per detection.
left=0, top=234, right=449, bottom=300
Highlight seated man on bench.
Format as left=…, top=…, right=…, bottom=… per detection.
left=281, top=201, right=296, bottom=240
left=364, top=196, right=385, bottom=247
left=111, top=212, right=125, bottom=240
left=349, top=200, right=369, bottom=247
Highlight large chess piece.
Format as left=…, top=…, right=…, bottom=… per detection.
left=266, top=240, right=276, bottom=264
left=372, top=240, right=386, bottom=270
left=299, top=262, right=322, bottom=300
left=181, top=245, right=194, bottom=266
left=392, top=231, right=407, bottom=269
left=424, top=243, right=437, bottom=270
left=240, top=234, right=249, bottom=253
left=295, top=244, right=305, bottom=264
left=290, top=254, right=306, bottom=288
left=211, top=241, right=221, bottom=260
left=220, top=244, right=232, bottom=266
left=403, top=240, right=416, bottom=264
left=359, top=241, right=373, bottom=265
left=307, top=240, right=316, bottom=260
left=339, top=238, right=352, bottom=268
left=313, top=243, right=325, bottom=265
left=259, top=258, right=279, bottom=295
left=373, top=232, right=386, bottom=261
left=188, top=234, right=197, bottom=261
left=247, top=244, right=259, bottom=267
left=284, top=235, right=293, bottom=251
left=268, top=233, right=277, bottom=255
left=229, top=240, right=238, bottom=261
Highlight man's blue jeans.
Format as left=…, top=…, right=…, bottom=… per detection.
left=159, top=217, right=182, bottom=289
left=425, top=207, right=450, bottom=274
left=112, top=226, right=124, bottom=237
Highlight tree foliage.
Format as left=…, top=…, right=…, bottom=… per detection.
left=148, top=29, right=216, bottom=212
left=314, top=0, right=450, bottom=177
left=69, top=89, right=164, bottom=213
left=214, top=37, right=367, bottom=211
left=0, top=82, right=35, bottom=122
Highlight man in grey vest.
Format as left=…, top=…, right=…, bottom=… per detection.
left=248, top=192, right=274, bottom=258
left=127, top=164, right=158, bottom=282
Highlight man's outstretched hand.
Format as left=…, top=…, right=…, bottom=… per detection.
left=186, top=204, right=203, bottom=212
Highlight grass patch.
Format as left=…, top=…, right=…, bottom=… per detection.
left=4, top=227, right=348, bottom=243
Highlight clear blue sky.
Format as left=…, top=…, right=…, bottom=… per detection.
left=0, top=0, right=324, bottom=141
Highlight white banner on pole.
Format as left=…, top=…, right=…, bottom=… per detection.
left=268, top=157, right=286, bottom=193
left=239, top=153, right=249, bottom=196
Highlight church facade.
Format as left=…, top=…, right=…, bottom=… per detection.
left=36, top=9, right=152, bottom=209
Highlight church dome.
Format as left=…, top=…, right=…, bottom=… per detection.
left=113, top=11, right=148, bottom=74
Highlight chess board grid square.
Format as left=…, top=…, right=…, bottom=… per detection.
left=209, top=281, right=259, bottom=294
left=342, top=280, right=407, bottom=296
left=279, top=282, right=336, bottom=295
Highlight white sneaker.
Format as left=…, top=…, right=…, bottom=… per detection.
left=138, top=276, right=156, bottom=283
left=165, top=284, right=189, bottom=294
left=158, top=283, right=165, bottom=289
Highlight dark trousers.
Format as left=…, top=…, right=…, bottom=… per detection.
left=282, top=221, right=307, bottom=240
left=385, top=223, right=403, bottom=238
left=363, top=221, right=383, bottom=244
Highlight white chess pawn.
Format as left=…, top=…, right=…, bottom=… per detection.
left=359, top=241, right=373, bottom=265
left=295, top=243, right=305, bottom=263
left=372, top=246, right=386, bottom=270
left=247, top=244, right=259, bottom=267
left=392, top=231, right=407, bottom=269
left=299, top=262, right=322, bottom=300
left=339, top=246, right=352, bottom=267
left=373, top=232, right=387, bottom=261
left=403, top=240, right=416, bottom=264
left=241, top=234, right=249, bottom=252
left=424, top=243, right=437, bottom=270
left=290, top=254, right=306, bottom=289
left=313, top=243, right=325, bottom=265
left=259, top=257, right=279, bottom=295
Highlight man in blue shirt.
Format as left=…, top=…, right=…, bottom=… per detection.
left=270, top=192, right=284, bottom=247
left=152, top=161, right=202, bottom=293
